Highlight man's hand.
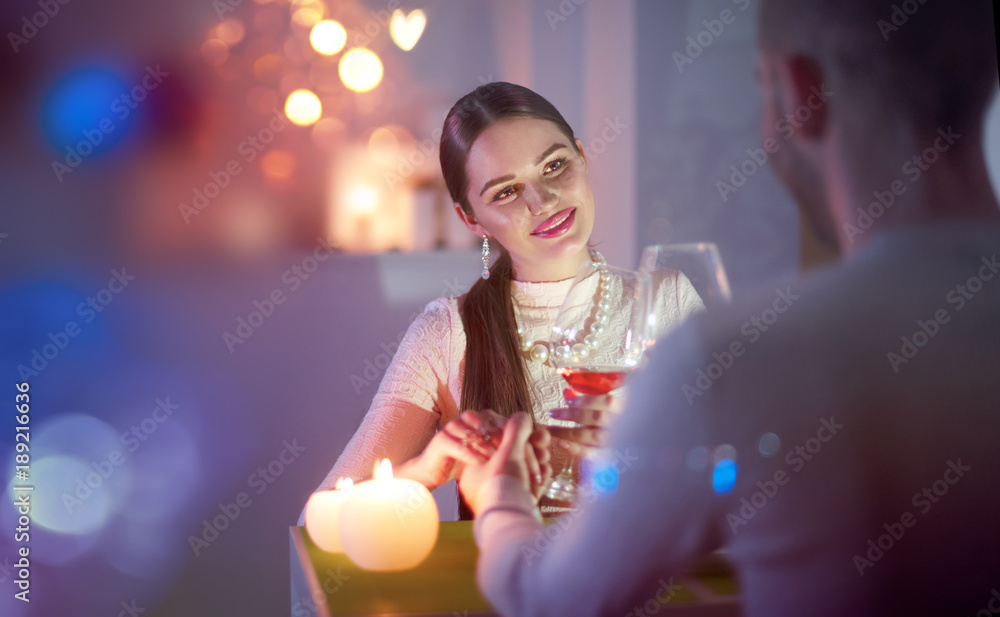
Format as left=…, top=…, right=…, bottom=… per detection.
left=458, top=412, right=553, bottom=515
left=547, top=391, right=624, bottom=457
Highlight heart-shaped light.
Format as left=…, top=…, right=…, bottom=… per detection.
left=389, top=9, right=426, bottom=51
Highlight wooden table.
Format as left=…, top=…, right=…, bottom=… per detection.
left=290, top=522, right=742, bottom=616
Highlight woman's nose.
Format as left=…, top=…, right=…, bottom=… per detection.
left=525, top=184, right=557, bottom=215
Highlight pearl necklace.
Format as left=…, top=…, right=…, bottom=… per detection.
left=516, top=251, right=609, bottom=366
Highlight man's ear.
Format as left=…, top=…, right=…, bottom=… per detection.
left=779, top=54, right=828, bottom=139
left=454, top=203, right=487, bottom=237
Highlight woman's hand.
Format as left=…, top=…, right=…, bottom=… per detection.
left=546, top=390, right=624, bottom=458
left=458, top=412, right=553, bottom=514
left=394, top=410, right=503, bottom=489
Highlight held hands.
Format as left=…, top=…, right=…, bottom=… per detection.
left=457, top=412, right=553, bottom=515
left=396, top=410, right=550, bottom=496
left=546, top=390, right=625, bottom=457
left=394, top=410, right=499, bottom=489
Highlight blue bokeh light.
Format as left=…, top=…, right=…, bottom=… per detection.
left=41, top=67, right=132, bottom=156
left=586, top=458, right=620, bottom=495
left=712, top=458, right=738, bottom=494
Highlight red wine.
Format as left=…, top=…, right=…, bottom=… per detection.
left=557, top=366, right=632, bottom=395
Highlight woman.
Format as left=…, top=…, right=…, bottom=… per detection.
left=303, top=82, right=703, bottom=519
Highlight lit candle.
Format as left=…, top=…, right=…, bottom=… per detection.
left=339, top=459, right=439, bottom=571
left=304, top=477, right=354, bottom=553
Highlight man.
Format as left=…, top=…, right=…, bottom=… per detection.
left=458, top=1, right=1000, bottom=615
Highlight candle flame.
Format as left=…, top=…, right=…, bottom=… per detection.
left=334, top=477, right=354, bottom=493
left=374, top=458, right=393, bottom=480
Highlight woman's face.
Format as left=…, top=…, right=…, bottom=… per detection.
left=457, top=117, right=595, bottom=282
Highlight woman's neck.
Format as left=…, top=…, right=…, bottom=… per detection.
left=510, top=246, right=594, bottom=282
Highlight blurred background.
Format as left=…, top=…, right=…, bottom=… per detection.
left=0, top=0, right=997, bottom=615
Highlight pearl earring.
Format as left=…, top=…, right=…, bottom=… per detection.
left=481, top=235, right=490, bottom=280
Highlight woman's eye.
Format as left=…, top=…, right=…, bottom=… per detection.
left=492, top=186, right=516, bottom=202
left=544, top=158, right=567, bottom=174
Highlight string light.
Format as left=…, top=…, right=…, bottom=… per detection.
left=284, top=89, right=322, bottom=126
left=338, top=48, right=383, bottom=92
left=310, top=20, right=347, bottom=55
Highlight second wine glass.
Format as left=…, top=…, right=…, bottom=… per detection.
left=639, top=242, right=732, bottom=347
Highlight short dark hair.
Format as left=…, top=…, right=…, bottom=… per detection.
left=758, top=0, right=997, bottom=132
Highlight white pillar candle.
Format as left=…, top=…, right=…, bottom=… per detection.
left=304, top=477, right=354, bottom=553
left=339, top=459, right=439, bottom=571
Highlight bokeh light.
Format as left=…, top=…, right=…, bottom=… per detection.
left=368, top=127, right=400, bottom=166
left=311, top=117, right=345, bottom=149
left=253, top=53, right=286, bottom=84
left=347, top=185, right=378, bottom=213
left=588, top=459, right=619, bottom=495
left=20, top=455, right=116, bottom=535
left=41, top=67, right=133, bottom=156
left=712, top=459, right=738, bottom=494
left=199, top=39, right=229, bottom=67
left=389, top=9, right=427, bottom=51
left=212, top=18, right=246, bottom=45
left=292, top=6, right=323, bottom=28
left=260, top=150, right=296, bottom=181
left=284, top=89, right=322, bottom=126
left=713, top=443, right=737, bottom=464
left=758, top=432, right=781, bottom=457
left=310, top=20, right=346, bottom=55
left=338, top=48, right=383, bottom=93
left=25, top=413, right=133, bottom=536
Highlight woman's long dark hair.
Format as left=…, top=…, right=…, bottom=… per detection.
left=439, top=82, right=582, bottom=423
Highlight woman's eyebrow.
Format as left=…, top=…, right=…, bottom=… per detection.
left=480, top=173, right=515, bottom=197
left=478, top=143, right=568, bottom=197
left=533, top=143, right=566, bottom=165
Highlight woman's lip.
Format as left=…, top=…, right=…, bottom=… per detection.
left=532, top=208, right=575, bottom=235
left=531, top=208, right=576, bottom=238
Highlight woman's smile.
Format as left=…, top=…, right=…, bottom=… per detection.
left=531, top=208, right=576, bottom=238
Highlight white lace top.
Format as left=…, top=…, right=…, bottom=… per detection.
left=310, top=267, right=705, bottom=497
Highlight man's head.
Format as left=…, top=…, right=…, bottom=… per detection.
left=756, top=0, right=997, bottom=249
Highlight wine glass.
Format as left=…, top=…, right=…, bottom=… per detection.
left=544, top=260, right=650, bottom=502
left=639, top=243, right=732, bottom=346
